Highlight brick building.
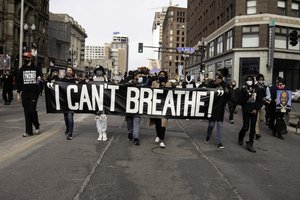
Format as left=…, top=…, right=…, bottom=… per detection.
left=186, top=0, right=300, bottom=89
left=161, top=6, right=187, bottom=79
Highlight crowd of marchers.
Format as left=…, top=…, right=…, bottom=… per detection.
left=10, top=51, right=290, bottom=152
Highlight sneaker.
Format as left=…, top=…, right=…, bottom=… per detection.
left=229, top=120, right=234, bottom=124
left=35, top=129, right=40, bottom=135
left=97, top=133, right=102, bottom=141
left=154, top=137, right=160, bottom=143
left=204, top=137, right=210, bottom=144
left=67, top=136, right=73, bottom=140
left=102, top=133, right=107, bottom=141
left=22, top=133, right=33, bottom=137
left=160, top=141, right=166, bottom=148
left=217, top=143, right=224, bottom=149
left=133, top=138, right=140, bottom=145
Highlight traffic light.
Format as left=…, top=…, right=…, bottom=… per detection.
left=200, top=63, right=205, bottom=73
left=289, top=30, right=298, bottom=46
left=138, top=42, right=143, bottom=53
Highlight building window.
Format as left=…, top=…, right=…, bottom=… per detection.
left=247, top=0, right=256, bottom=14
left=217, top=36, right=223, bottom=54
left=292, top=1, right=300, bottom=17
left=275, top=35, right=287, bottom=49
left=278, top=0, right=286, bottom=15
left=239, top=58, right=260, bottom=87
left=226, top=30, right=233, bottom=51
left=209, top=41, right=215, bottom=57
left=242, top=26, right=259, bottom=47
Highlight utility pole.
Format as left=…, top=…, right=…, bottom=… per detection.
left=19, top=0, right=24, bottom=68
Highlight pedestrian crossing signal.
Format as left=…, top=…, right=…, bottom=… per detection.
left=138, top=43, right=143, bottom=53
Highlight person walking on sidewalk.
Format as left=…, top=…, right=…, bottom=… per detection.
left=93, top=66, right=109, bottom=141
left=16, top=52, right=42, bottom=137
left=204, top=68, right=229, bottom=149
left=238, top=75, right=263, bottom=153
left=2, top=70, right=14, bottom=105
left=150, top=70, right=173, bottom=148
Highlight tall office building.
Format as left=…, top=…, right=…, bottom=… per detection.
left=161, top=6, right=187, bottom=79
left=85, top=46, right=105, bottom=60
left=186, top=0, right=300, bottom=89
left=150, top=11, right=167, bottom=72
left=110, top=33, right=129, bottom=75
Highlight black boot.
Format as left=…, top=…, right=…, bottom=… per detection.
left=255, top=134, right=261, bottom=140
left=246, top=141, right=256, bottom=153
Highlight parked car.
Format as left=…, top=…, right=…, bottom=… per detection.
left=292, top=90, right=300, bottom=102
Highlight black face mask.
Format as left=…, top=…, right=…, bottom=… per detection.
left=158, top=76, right=167, bottom=83
left=23, top=58, right=31, bottom=65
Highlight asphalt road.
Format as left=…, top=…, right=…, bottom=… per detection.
left=0, top=91, right=299, bottom=200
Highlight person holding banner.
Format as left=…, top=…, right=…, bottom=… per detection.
left=238, top=75, right=263, bottom=153
left=268, top=77, right=289, bottom=139
left=126, top=70, right=144, bottom=145
left=151, top=70, right=173, bottom=148
left=16, top=51, right=42, bottom=137
left=204, top=68, right=228, bottom=149
left=93, top=66, right=109, bottom=141
left=61, top=67, right=77, bottom=140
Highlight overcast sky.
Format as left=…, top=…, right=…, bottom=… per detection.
left=49, top=0, right=187, bottom=70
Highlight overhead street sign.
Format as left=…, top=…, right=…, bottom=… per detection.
left=176, top=47, right=195, bottom=53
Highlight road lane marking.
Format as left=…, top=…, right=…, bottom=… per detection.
left=0, top=129, right=60, bottom=163
left=175, top=119, right=245, bottom=200
left=73, top=136, right=115, bottom=200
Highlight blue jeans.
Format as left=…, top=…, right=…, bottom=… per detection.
left=206, top=120, right=223, bottom=144
left=126, top=116, right=140, bottom=139
left=64, top=113, right=74, bottom=137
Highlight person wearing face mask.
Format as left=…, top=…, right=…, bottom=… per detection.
left=93, top=66, right=109, bottom=141
left=227, top=80, right=239, bottom=124
left=238, top=75, right=263, bottom=153
left=125, top=70, right=144, bottom=145
left=204, top=68, right=229, bottom=149
left=61, top=67, right=77, bottom=140
left=151, top=70, right=173, bottom=148
left=254, top=74, right=267, bottom=140
left=16, top=52, right=42, bottom=137
left=268, top=77, right=288, bottom=139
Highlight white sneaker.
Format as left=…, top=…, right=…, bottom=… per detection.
left=35, top=129, right=40, bottom=134
left=154, top=137, right=160, bottom=143
left=160, top=141, right=166, bottom=148
left=97, top=133, right=103, bottom=141
left=102, top=133, right=107, bottom=141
